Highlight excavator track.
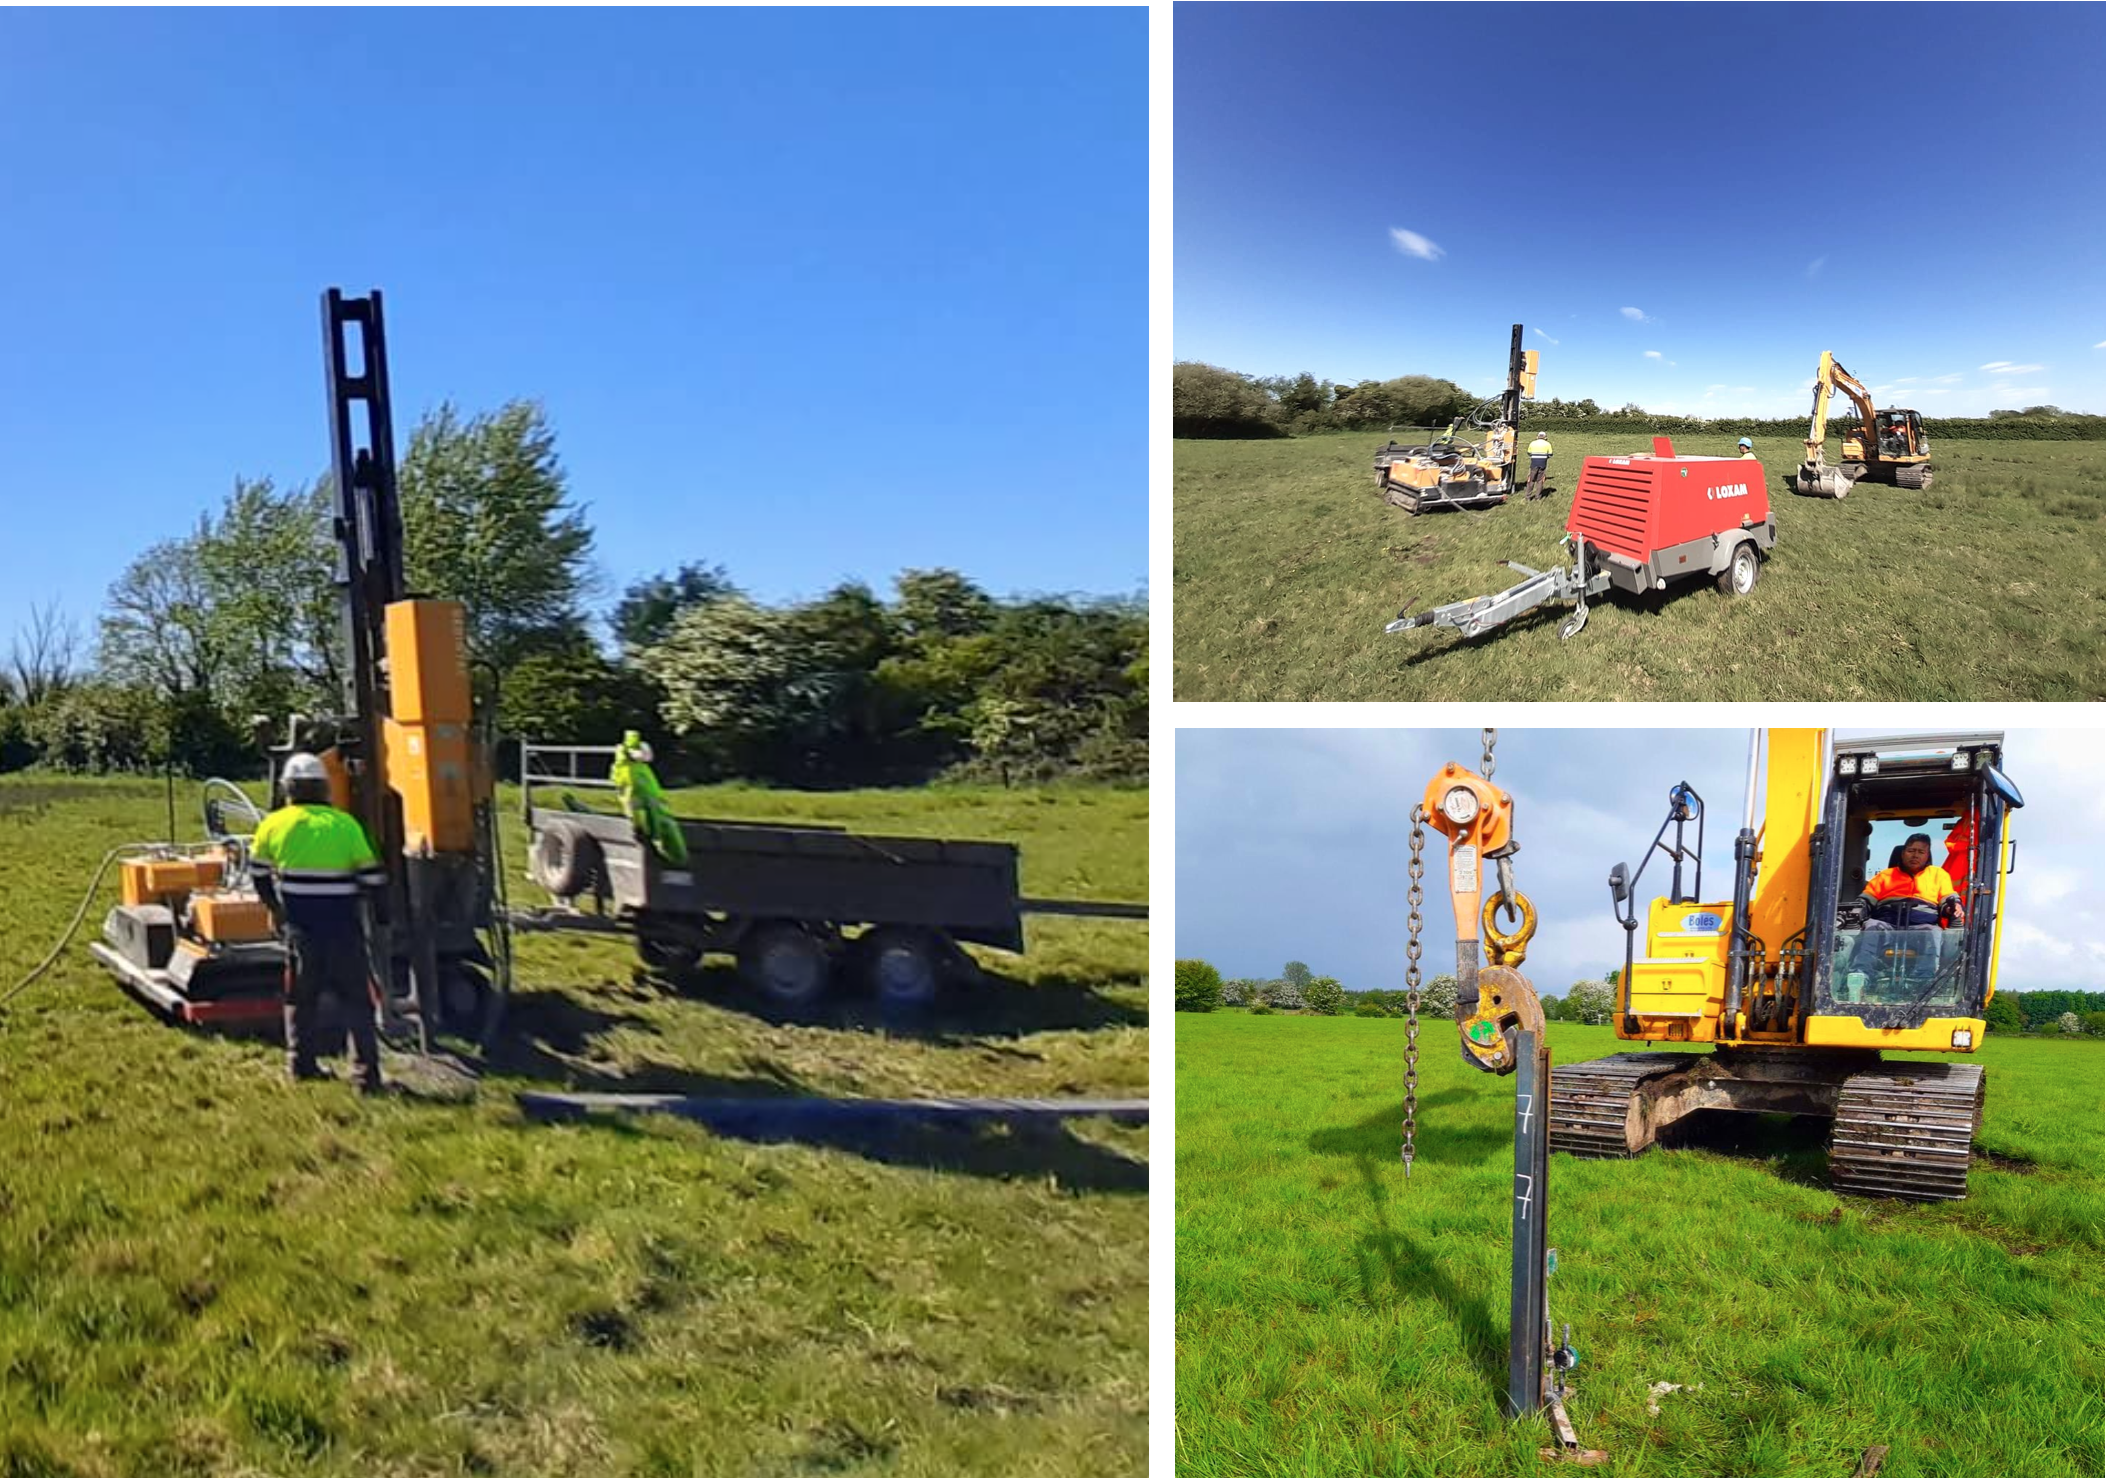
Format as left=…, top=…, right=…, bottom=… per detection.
left=1547, top=1052, right=1692, bottom=1159
left=1828, top=1062, right=1984, bottom=1202
left=1893, top=463, right=1932, bottom=489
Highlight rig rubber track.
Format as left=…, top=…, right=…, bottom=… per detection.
left=1547, top=1052, right=1691, bottom=1159
left=1828, top=1062, right=1984, bottom=1202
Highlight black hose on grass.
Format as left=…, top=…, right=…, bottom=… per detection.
left=1, top=844, right=166, bottom=1010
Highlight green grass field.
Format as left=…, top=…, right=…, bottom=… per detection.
left=1172, top=432, right=2106, bottom=701
left=1176, top=1012, right=2104, bottom=1478
left=0, top=775, right=1146, bottom=1477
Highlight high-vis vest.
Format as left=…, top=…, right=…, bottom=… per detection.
left=1866, top=863, right=1959, bottom=907
left=1528, top=437, right=1553, bottom=459
left=250, top=803, right=385, bottom=938
left=1943, top=814, right=1976, bottom=895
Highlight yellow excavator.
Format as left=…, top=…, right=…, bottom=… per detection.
left=1795, top=351, right=1933, bottom=497
left=1546, top=729, right=2020, bottom=1200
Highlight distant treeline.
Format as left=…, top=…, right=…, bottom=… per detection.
left=1, top=402, right=1145, bottom=790
left=1174, top=360, right=2106, bottom=441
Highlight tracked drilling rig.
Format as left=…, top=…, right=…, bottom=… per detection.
left=1374, top=325, right=1541, bottom=513
left=93, top=290, right=512, bottom=1047
left=1549, top=730, right=2020, bottom=1201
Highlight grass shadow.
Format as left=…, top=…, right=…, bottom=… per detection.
left=1655, top=1110, right=1832, bottom=1189
left=652, top=963, right=1146, bottom=1043
left=1304, top=1089, right=1512, bottom=1169
left=1348, top=1156, right=1508, bottom=1402
left=532, top=1101, right=1147, bottom=1193
left=477, top=987, right=810, bottom=1098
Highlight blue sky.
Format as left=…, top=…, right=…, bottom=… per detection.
left=1178, top=728, right=2104, bottom=999
left=1176, top=3, right=2106, bottom=420
left=0, top=7, right=1144, bottom=653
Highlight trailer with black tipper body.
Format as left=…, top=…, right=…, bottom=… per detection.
left=512, top=744, right=1145, bottom=1007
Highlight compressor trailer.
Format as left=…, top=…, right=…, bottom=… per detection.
left=1386, top=436, right=1775, bottom=642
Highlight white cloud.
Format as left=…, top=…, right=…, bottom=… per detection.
left=1985, top=363, right=2045, bottom=375
left=1933, top=373, right=1962, bottom=383
left=1980, top=361, right=2012, bottom=371
left=1620, top=306, right=1650, bottom=322
left=1534, top=328, right=1559, bottom=345
left=1643, top=350, right=1663, bottom=360
left=1989, top=386, right=2051, bottom=397
left=1806, top=256, right=1826, bottom=277
left=1894, top=377, right=1917, bottom=384
left=1389, top=227, right=1445, bottom=261
left=1918, top=388, right=1951, bottom=396
left=2096, top=340, right=2106, bottom=349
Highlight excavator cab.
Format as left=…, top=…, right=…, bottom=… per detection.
left=1802, top=734, right=2020, bottom=1048
left=1856, top=408, right=1926, bottom=462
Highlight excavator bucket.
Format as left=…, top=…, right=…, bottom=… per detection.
left=1795, top=460, right=1854, bottom=499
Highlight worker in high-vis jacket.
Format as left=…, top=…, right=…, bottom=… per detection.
left=1941, top=812, right=1977, bottom=897
left=1854, top=832, right=1961, bottom=985
left=1738, top=437, right=1759, bottom=460
left=249, top=753, right=387, bottom=1091
left=612, top=730, right=688, bottom=866
left=1524, top=432, right=1554, bottom=500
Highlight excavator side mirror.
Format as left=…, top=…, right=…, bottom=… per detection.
left=1608, top=862, right=1630, bottom=904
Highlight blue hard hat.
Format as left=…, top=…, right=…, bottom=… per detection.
left=1738, top=437, right=1753, bottom=448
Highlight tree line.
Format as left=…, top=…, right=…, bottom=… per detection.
left=1173, top=360, right=2106, bottom=441
left=1177, top=959, right=2100, bottom=1036
left=0, top=401, right=1145, bottom=789
left=1175, top=959, right=1625, bottom=1022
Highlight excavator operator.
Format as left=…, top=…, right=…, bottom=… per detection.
left=1852, top=832, right=1962, bottom=985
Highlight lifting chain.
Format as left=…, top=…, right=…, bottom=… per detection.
left=1481, top=726, right=1522, bottom=942
left=1402, top=805, right=1426, bottom=1180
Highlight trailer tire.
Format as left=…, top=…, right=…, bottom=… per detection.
left=1717, top=541, right=1760, bottom=597
left=852, top=927, right=945, bottom=1009
left=636, top=917, right=703, bottom=977
left=530, top=821, right=600, bottom=899
left=737, top=922, right=834, bottom=1007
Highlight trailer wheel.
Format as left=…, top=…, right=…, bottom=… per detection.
left=636, top=919, right=703, bottom=977
left=737, top=922, right=833, bottom=1006
left=1717, top=542, right=1760, bottom=597
left=530, top=821, right=600, bottom=899
left=852, top=927, right=945, bottom=1008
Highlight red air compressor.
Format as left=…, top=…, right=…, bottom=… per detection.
left=1385, top=437, right=1777, bottom=641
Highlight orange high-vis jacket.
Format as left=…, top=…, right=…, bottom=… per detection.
left=1943, top=815, right=1976, bottom=895
left=1866, top=863, right=1959, bottom=907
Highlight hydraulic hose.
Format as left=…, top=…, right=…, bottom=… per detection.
left=1, top=843, right=168, bottom=1011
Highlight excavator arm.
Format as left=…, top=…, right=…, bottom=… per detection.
left=1805, top=351, right=1879, bottom=456
left=1797, top=351, right=1883, bottom=498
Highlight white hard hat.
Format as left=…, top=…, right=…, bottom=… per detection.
left=283, top=753, right=328, bottom=783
